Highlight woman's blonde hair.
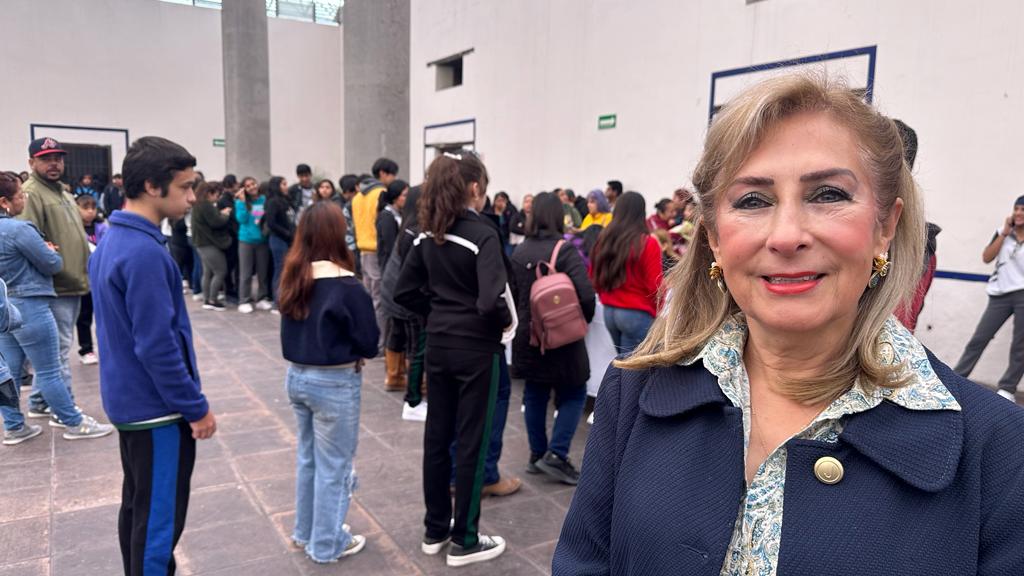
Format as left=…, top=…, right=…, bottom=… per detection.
left=618, top=73, right=925, bottom=404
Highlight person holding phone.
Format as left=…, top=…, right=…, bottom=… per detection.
left=954, top=196, right=1024, bottom=402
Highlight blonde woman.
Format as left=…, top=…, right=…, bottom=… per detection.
left=553, top=75, right=1024, bottom=575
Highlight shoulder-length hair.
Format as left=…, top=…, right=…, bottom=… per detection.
left=278, top=201, right=356, bottom=320
left=618, top=73, right=925, bottom=405
left=526, top=192, right=564, bottom=237
left=590, top=191, right=648, bottom=292
left=419, top=152, right=488, bottom=244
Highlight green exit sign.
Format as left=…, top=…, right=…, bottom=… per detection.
left=598, top=114, right=617, bottom=130
left=213, top=138, right=226, bottom=147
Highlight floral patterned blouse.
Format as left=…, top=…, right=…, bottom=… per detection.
left=680, top=315, right=962, bottom=576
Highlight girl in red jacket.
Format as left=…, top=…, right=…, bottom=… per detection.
left=590, top=191, right=663, bottom=354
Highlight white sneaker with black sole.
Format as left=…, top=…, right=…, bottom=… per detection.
left=446, top=535, right=506, bottom=567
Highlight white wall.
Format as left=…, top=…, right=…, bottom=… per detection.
left=0, top=0, right=343, bottom=185
left=410, top=0, right=1024, bottom=376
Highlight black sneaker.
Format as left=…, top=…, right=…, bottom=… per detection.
left=446, top=535, right=506, bottom=567
left=202, top=302, right=226, bottom=312
left=535, top=451, right=580, bottom=485
left=525, top=453, right=543, bottom=475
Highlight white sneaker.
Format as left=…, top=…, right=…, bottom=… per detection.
left=997, top=389, right=1016, bottom=402
left=191, top=294, right=204, bottom=302
left=255, top=299, right=273, bottom=311
left=238, top=303, right=254, bottom=314
left=402, top=402, right=428, bottom=422
left=80, top=352, right=98, bottom=365
left=63, top=415, right=115, bottom=440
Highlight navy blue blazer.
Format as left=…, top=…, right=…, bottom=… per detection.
left=553, top=353, right=1024, bottom=575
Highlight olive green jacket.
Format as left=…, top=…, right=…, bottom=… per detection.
left=19, top=173, right=90, bottom=296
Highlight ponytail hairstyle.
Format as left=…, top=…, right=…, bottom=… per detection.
left=419, top=151, right=488, bottom=244
left=0, top=171, right=21, bottom=214
left=591, top=191, right=649, bottom=292
left=278, top=201, right=356, bottom=320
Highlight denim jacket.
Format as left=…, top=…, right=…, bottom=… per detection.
left=0, top=278, right=22, bottom=384
left=0, top=213, right=63, bottom=298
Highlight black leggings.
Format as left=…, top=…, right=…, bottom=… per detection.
left=76, top=293, right=94, bottom=355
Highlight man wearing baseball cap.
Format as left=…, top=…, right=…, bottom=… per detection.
left=20, top=137, right=91, bottom=417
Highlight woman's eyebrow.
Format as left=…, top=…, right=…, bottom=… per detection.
left=730, top=176, right=774, bottom=187
left=800, top=168, right=857, bottom=183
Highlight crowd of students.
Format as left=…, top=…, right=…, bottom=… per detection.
left=0, top=134, right=704, bottom=571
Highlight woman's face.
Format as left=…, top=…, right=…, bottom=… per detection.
left=523, top=195, right=533, bottom=214
left=587, top=197, right=599, bottom=215
left=317, top=181, right=333, bottom=199
left=244, top=179, right=258, bottom=196
left=1013, top=204, right=1024, bottom=227
left=279, top=179, right=288, bottom=194
left=1, top=183, right=26, bottom=216
left=708, top=111, right=901, bottom=337
left=494, top=196, right=507, bottom=213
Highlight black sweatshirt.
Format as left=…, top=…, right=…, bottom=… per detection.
left=394, top=211, right=512, bottom=353
left=280, top=263, right=379, bottom=365
left=264, top=195, right=295, bottom=244
left=376, top=206, right=400, bottom=270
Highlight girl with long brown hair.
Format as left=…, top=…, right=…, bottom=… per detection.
left=589, top=191, right=663, bottom=353
left=394, top=151, right=511, bottom=567
left=277, top=201, right=378, bottom=564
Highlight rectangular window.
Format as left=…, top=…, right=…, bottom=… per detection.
left=429, top=49, right=473, bottom=91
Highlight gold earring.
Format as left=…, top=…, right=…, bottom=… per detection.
left=709, top=261, right=726, bottom=294
left=868, top=253, right=890, bottom=289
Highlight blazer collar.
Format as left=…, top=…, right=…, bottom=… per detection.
left=638, top=360, right=964, bottom=493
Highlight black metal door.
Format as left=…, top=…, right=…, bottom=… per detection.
left=62, top=143, right=112, bottom=189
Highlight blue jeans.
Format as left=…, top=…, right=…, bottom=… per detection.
left=523, top=378, right=586, bottom=459
left=603, top=305, right=655, bottom=355
left=269, top=236, right=289, bottom=305
left=449, top=355, right=510, bottom=485
left=287, top=363, right=360, bottom=562
left=0, top=297, right=82, bottom=431
left=29, top=296, right=80, bottom=410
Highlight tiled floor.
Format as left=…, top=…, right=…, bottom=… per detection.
left=0, top=299, right=590, bottom=575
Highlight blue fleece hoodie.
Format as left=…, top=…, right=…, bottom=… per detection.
left=89, top=211, right=208, bottom=425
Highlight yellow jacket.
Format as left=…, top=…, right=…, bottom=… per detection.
left=352, top=183, right=384, bottom=252
left=580, top=211, right=613, bottom=231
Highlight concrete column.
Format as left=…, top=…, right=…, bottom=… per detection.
left=221, top=0, right=271, bottom=179
left=343, top=0, right=410, bottom=178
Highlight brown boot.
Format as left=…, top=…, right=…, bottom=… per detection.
left=481, top=476, right=522, bottom=498
left=384, top=350, right=405, bottom=391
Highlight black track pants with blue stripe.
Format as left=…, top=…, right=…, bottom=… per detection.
left=118, top=420, right=196, bottom=575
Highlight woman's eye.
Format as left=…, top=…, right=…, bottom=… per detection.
left=733, top=193, right=772, bottom=210
left=811, top=186, right=851, bottom=203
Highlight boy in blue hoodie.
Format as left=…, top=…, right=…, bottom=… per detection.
left=89, top=137, right=216, bottom=575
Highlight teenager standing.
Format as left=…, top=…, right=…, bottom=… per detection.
left=395, top=152, right=510, bottom=567
left=279, top=202, right=378, bottom=563
left=90, top=137, right=216, bottom=575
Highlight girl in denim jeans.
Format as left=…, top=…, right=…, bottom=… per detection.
left=277, top=201, right=379, bottom=563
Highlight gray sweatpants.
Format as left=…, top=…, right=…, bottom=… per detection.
left=954, top=289, right=1024, bottom=393
left=197, top=246, right=227, bottom=306
left=238, top=241, right=270, bottom=304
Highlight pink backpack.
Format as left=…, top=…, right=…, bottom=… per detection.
left=530, top=240, right=588, bottom=353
